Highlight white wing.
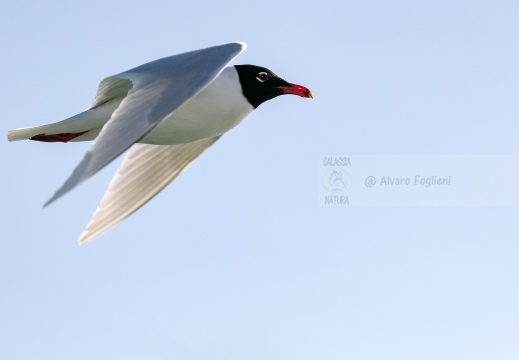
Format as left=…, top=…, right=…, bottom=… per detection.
left=44, top=42, right=246, bottom=206
left=78, top=136, right=221, bottom=245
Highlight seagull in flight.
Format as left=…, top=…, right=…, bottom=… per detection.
left=7, top=42, right=313, bottom=244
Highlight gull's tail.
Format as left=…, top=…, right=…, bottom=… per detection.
left=6, top=98, right=123, bottom=142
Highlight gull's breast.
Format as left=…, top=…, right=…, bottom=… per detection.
left=139, top=66, right=253, bottom=145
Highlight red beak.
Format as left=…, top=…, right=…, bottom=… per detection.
left=277, top=83, right=314, bottom=99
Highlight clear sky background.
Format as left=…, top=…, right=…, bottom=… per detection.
left=1, top=1, right=519, bottom=359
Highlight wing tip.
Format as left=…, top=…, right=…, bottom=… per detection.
left=234, top=41, right=247, bottom=51
left=78, top=227, right=100, bottom=245
left=43, top=189, right=64, bottom=208
left=220, top=41, right=246, bottom=55
left=43, top=197, right=55, bottom=208
left=77, top=234, right=93, bottom=246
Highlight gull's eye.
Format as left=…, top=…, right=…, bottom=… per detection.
left=256, top=72, right=270, bottom=82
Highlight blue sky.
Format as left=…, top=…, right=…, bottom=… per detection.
left=1, top=1, right=519, bottom=359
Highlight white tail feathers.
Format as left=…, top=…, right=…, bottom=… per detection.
left=6, top=98, right=124, bottom=143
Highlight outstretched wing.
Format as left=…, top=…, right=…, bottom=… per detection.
left=78, top=136, right=221, bottom=244
left=44, top=42, right=246, bottom=206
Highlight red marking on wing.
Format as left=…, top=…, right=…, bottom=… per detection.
left=30, top=131, right=89, bottom=143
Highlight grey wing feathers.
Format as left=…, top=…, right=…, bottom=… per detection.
left=45, top=42, right=245, bottom=207
left=78, top=136, right=221, bottom=244
left=89, top=77, right=133, bottom=109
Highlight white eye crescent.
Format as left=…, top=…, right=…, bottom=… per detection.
left=256, top=72, right=270, bottom=82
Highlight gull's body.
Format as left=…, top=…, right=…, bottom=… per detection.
left=9, top=67, right=253, bottom=145
left=7, top=42, right=312, bottom=244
